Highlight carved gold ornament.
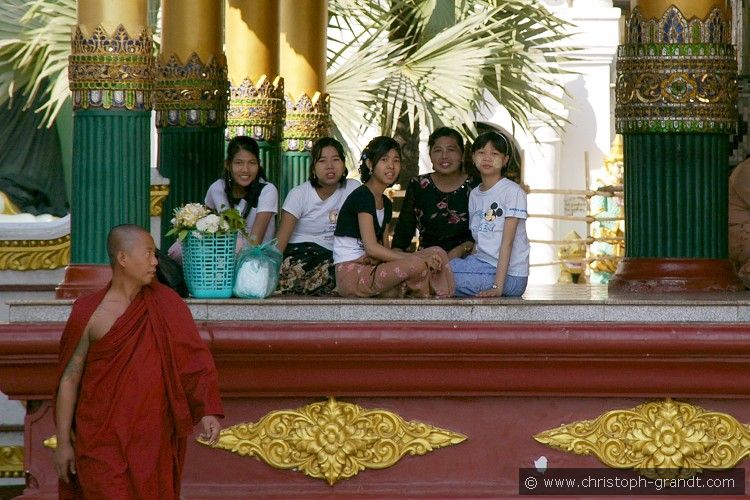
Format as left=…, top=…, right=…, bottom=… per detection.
left=535, top=399, right=750, bottom=478
left=199, top=398, right=466, bottom=485
left=0, top=446, right=23, bottom=478
left=615, top=6, right=737, bottom=134
left=150, top=183, right=170, bottom=217
left=153, top=53, right=229, bottom=128
left=0, top=235, right=70, bottom=270
left=69, top=25, right=154, bottom=111
left=228, top=76, right=285, bottom=142
left=627, top=6, right=730, bottom=45
left=283, top=92, right=331, bottom=151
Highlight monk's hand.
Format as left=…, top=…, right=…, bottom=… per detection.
left=54, top=441, right=76, bottom=483
left=200, top=415, right=221, bottom=445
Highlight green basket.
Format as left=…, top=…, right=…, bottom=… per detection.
left=183, top=231, right=237, bottom=298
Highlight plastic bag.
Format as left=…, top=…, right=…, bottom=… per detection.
left=233, top=240, right=283, bottom=298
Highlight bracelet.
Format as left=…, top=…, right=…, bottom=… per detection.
left=490, top=284, right=499, bottom=290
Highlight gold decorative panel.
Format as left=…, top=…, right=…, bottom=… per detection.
left=228, top=75, right=285, bottom=142
left=535, top=399, right=750, bottom=478
left=0, top=235, right=70, bottom=270
left=199, top=398, right=466, bottom=485
left=150, top=183, right=170, bottom=217
left=69, top=25, right=154, bottom=111
left=0, top=446, right=24, bottom=478
left=153, top=53, right=229, bottom=128
left=283, top=92, right=331, bottom=152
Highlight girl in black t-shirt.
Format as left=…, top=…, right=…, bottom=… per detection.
left=332, top=136, right=455, bottom=298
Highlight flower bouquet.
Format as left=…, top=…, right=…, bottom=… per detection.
left=166, top=203, right=246, bottom=298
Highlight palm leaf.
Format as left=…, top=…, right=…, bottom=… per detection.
left=0, top=0, right=76, bottom=126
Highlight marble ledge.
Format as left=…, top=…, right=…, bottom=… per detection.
left=6, top=296, right=750, bottom=324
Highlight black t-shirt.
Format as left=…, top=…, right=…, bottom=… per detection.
left=334, top=185, right=392, bottom=242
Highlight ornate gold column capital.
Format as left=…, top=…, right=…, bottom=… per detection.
left=228, top=75, right=285, bottom=141
left=153, top=53, right=229, bottom=128
left=283, top=92, right=331, bottom=151
left=615, top=5, right=737, bottom=133
left=68, top=25, right=154, bottom=111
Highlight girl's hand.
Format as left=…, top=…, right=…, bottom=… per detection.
left=477, top=285, right=502, bottom=297
left=425, top=253, right=443, bottom=272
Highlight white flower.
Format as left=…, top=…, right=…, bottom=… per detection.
left=196, top=213, right=221, bottom=233
left=220, top=220, right=229, bottom=231
left=174, top=203, right=211, bottom=228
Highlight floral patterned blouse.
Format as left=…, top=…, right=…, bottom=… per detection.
left=392, top=173, right=479, bottom=252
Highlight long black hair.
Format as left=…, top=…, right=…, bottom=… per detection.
left=309, top=137, right=348, bottom=188
left=223, top=135, right=267, bottom=218
left=359, top=136, right=401, bottom=183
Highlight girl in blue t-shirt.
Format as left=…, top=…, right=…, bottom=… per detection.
left=449, top=131, right=529, bottom=297
left=333, top=136, right=454, bottom=298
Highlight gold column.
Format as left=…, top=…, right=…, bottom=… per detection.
left=611, top=0, right=742, bottom=292
left=154, top=0, right=228, bottom=128
left=279, top=0, right=330, bottom=153
left=77, top=0, right=146, bottom=35
left=635, top=0, right=728, bottom=20
left=59, top=0, right=152, bottom=297
left=154, top=0, right=228, bottom=250
left=225, top=0, right=284, bottom=142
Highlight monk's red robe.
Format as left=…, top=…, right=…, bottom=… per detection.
left=55, top=282, right=223, bottom=499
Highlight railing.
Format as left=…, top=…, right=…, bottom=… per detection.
left=526, top=185, right=624, bottom=280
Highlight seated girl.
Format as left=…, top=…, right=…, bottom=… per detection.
left=333, top=136, right=454, bottom=298
left=275, top=137, right=360, bottom=295
left=392, top=127, right=479, bottom=259
left=449, top=131, right=529, bottom=297
left=168, top=136, right=278, bottom=263
left=205, top=135, right=278, bottom=246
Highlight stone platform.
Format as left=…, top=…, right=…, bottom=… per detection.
left=8, top=284, right=750, bottom=323
left=2, top=284, right=750, bottom=498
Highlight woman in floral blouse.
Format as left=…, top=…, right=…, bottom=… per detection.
left=392, top=127, right=479, bottom=259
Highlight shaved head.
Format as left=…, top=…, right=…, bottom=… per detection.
left=107, top=224, right=151, bottom=267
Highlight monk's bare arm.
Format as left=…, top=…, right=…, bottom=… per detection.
left=54, top=330, right=90, bottom=482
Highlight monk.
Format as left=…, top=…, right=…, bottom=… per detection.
left=53, top=224, right=223, bottom=499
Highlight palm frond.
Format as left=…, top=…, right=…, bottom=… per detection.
left=328, top=0, right=576, bottom=142
left=0, top=0, right=76, bottom=126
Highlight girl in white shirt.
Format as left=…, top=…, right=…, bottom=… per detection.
left=204, top=135, right=278, bottom=246
left=167, top=136, right=278, bottom=264
left=275, top=137, right=359, bottom=295
left=449, top=131, right=529, bottom=297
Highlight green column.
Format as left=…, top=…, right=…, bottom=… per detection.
left=154, top=54, right=229, bottom=249
left=611, top=5, right=743, bottom=292
left=68, top=25, right=154, bottom=265
left=157, top=127, right=226, bottom=249
left=624, top=133, right=728, bottom=258
left=72, top=110, right=151, bottom=262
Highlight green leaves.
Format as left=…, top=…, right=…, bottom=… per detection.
left=0, top=0, right=76, bottom=127
left=327, top=0, right=574, bottom=145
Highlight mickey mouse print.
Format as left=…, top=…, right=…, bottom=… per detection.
left=469, top=177, right=530, bottom=271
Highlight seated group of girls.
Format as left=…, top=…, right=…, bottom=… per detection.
left=198, top=127, right=529, bottom=298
